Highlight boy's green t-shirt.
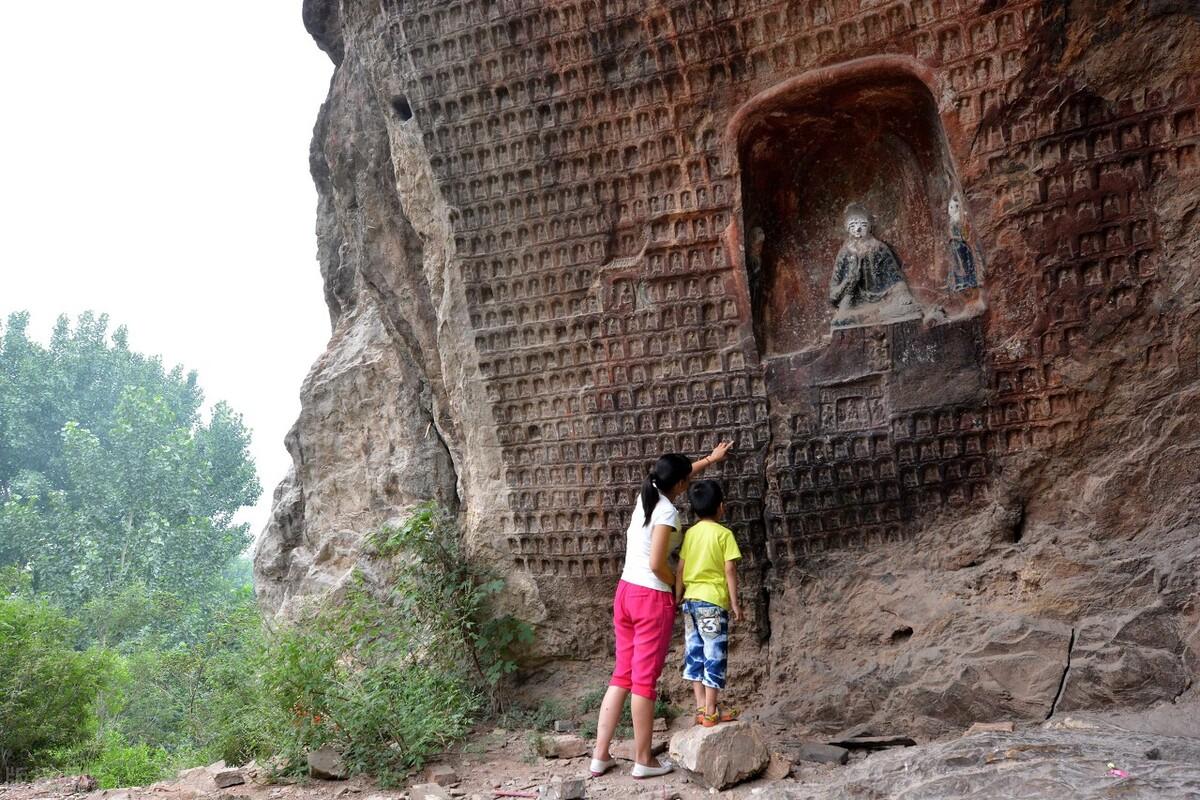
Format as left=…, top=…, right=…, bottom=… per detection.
left=679, top=519, right=742, bottom=610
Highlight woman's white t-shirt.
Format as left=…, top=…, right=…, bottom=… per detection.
left=620, top=493, right=682, bottom=592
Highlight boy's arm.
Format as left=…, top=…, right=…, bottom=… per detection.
left=724, top=559, right=741, bottom=622
left=674, top=558, right=686, bottom=605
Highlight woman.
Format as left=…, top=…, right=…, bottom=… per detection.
left=590, top=441, right=733, bottom=779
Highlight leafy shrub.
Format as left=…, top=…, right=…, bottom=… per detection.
left=368, top=502, right=534, bottom=703
left=261, top=503, right=533, bottom=785
left=0, top=592, right=111, bottom=776
left=49, top=730, right=170, bottom=789
left=497, top=698, right=569, bottom=732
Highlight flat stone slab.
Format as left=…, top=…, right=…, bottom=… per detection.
left=964, top=721, right=1015, bottom=735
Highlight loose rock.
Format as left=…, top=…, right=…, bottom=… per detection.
left=307, top=747, right=348, bottom=781
left=668, top=721, right=770, bottom=789
left=610, top=738, right=668, bottom=761
left=422, top=764, right=458, bottom=786
left=554, top=720, right=578, bottom=733
left=213, top=770, right=246, bottom=789
left=535, top=735, right=589, bottom=759
left=538, top=777, right=586, bottom=800
left=764, top=752, right=792, bottom=780
left=410, top=784, right=450, bottom=800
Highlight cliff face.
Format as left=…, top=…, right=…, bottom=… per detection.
left=256, top=0, right=1200, bottom=736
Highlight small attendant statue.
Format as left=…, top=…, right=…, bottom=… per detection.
left=829, top=204, right=920, bottom=328
left=946, top=193, right=979, bottom=291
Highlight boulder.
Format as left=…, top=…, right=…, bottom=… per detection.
left=668, top=721, right=770, bottom=789
left=535, top=734, right=589, bottom=759
left=538, top=777, right=586, bottom=800
left=307, top=747, right=348, bottom=780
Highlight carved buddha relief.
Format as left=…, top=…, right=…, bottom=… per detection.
left=946, top=194, right=979, bottom=291
left=828, top=204, right=921, bottom=329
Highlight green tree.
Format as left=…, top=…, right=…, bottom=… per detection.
left=0, top=312, right=260, bottom=616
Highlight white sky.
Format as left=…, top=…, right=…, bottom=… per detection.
left=0, top=2, right=335, bottom=541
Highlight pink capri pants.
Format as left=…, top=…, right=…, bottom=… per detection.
left=609, top=580, right=676, bottom=700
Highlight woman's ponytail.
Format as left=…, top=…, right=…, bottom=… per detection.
left=640, top=472, right=661, bottom=526
left=641, top=453, right=694, bottom=525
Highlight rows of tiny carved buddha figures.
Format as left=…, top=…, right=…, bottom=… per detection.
left=448, top=166, right=730, bottom=257
left=386, top=0, right=1038, bottom=126
left=385, top=0, right=1027, bottom=48
left=506, top=460, right=768, bottom=577
left=764, top=401, right=986, bottom=541
left=365, top=0, right=1183, bottom=572
left=492, top=388, right=766, bottom=445
left=464, top=244, right=731, bottom=332
left=478, top=313, right=742, bottom=395
left=982, top=87, right=1197, bottom=268
left=383, top=0, right=1042, bottom=241
left=978, top=86, right=1200, bottom=397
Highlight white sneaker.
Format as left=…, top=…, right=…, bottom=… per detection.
left=631, top=760, right=673, bottom=779
left=589, top=757, right=617, bottom=777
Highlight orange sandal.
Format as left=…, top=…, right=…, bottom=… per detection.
left=700, top=707, right=740, bottom=727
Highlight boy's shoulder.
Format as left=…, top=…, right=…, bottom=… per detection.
left=684, top=519, right=733, bottom=538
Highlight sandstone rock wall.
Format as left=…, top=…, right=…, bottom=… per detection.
left=257, top=0, right=1200, bottom=735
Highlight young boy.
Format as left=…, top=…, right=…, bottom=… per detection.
left=675, top=479, right=742, bottom=726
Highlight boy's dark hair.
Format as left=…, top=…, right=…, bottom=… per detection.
left=688, top=479, right=724, bottom=519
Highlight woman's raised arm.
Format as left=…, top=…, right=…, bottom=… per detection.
left=689, top=440, right=733, bottom=477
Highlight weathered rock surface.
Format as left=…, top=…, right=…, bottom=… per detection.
left=763, top=723, right=1200, bottom=800
left=669, top=721, right=770, bottom=789
left=257, top=0, right=1200, bottom=736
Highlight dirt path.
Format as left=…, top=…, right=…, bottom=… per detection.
left=5, top=704, right=1199, bottom=800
